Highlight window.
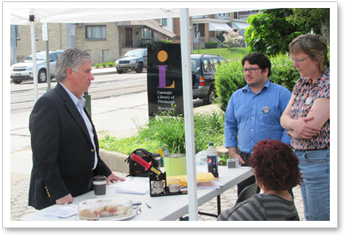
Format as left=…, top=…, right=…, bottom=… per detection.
left=161, top=18, right=167, bottom=26
left=203, top=58, right=210, bottom=72
left=141, top=28, right=154, bottom=39
left=49, top=53, right=58, bottom=62
left=191, top=58, right=198, bottom=73
left=210, top=57, right=220, bottom=70
left=86, top=25, right=106, bottom=40
left=208, top=58, right=216, bottom=72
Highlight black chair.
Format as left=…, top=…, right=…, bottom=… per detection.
left=236, top=183, right=259, bottom=204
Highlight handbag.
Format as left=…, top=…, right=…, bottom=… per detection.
left=125, top=148, right=161, bottom=177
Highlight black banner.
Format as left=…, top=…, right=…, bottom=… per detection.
left=147, top=43, right=183, bottom=116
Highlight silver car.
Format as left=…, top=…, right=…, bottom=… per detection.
left=10, top=50, right=63, bottom=84
left=115, top=48, right=147, bottom=74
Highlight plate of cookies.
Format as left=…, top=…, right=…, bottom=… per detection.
left=77, top=197, right=135, bottom=221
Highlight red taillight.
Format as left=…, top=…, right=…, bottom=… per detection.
left=199, top=76, right=205, bottom=86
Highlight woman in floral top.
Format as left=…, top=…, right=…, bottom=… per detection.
left=281, top=34, right=330, bottom=221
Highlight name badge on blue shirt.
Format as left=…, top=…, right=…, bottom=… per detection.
left=262, top=106, right=270, bottom=114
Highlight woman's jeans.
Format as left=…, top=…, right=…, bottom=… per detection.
left=295, top=149, right=330, bottom=221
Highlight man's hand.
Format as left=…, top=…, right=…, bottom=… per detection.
left=227, top=147, right=245, bottom=164
left=232, top=153, right=245, bottom=165
left=56, top=194, right=74, bottom=205
left=106, top=173, right=126, bottom=185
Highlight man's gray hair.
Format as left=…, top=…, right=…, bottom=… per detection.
left=55, top=48, right=92, bottom=82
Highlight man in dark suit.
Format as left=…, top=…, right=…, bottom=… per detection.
left=29, top=48, right=125, bottom=210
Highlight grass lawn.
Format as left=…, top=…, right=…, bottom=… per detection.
left=192, top=47, right=249, bottom=61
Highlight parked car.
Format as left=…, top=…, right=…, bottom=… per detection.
left=191, top=54, right=227, bottom=104
left=115, top=48, right=147, bottom=74
left=10, top=50, right=63, bottom=84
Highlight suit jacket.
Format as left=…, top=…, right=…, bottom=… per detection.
left=28, top=83, right=112, bottom=210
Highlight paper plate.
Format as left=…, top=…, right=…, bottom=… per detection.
left=77, top=209, right=135, bottom=221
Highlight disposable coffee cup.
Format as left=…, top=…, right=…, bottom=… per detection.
left=93, top=175, right=107, bottom=197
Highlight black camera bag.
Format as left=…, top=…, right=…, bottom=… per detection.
left=125, top=148, right=161, bottom=177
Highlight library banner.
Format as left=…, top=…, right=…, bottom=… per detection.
left=147, top=43, right=183, bottom=117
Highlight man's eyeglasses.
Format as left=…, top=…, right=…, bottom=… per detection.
left=242, top=68, right=262, bottom=73
left=290, top=56, right=309, bottom=64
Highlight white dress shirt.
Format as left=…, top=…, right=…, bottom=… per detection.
left=59, top=83, right=98, bottom=169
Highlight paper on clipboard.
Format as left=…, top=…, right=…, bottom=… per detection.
left=37, top=204, right=78, bottom=218
left=109, top=179, right=149, bottom=195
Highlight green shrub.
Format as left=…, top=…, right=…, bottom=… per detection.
left=102, top=62, right=107, bottom=68
left=205, top=42, right=218, bottom=49
left=269, top=53, right=300, bottom=91
left=99, top=109, right=225, bottom=155
left=158, top=40, right=174, bottom=44
left=107, top=61, right=114, bottom=67
left=214, top=60, right=246, bottom=111
left=95, top=63, right=101, bottom=68
left=214, top=53, right=299, bottom=112
left=143, top=40, right=174, bottom=48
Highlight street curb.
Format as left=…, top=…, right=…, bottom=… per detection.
left=92, top=69, right=117, bottom=76
left=99, top=149, right=129, bottom=173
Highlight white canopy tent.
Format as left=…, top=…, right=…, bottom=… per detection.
left=10, top=7, right=249, bottom=25
left=7, top=2, right=259, bottom=221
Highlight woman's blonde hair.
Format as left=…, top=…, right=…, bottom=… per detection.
left=289, top=34, right=329, bottom=72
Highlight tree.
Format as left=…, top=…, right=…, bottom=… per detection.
left=287, top=8, right=330, bottom=43
left=245, top=8, right=330, bottom=55
left=222, top=30, right=245, bottom=49
left=245, top=9, right=299, bottom=55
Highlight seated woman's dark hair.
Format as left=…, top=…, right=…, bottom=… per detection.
left=250, top=140, right=303, bottom=191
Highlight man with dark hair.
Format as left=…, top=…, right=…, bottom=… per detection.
left=29, top=48, right=125, bottom=210
left=224, top=52, right=291, bottom=196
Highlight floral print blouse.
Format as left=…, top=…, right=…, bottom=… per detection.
left=290, top=68, right=330, bottom=150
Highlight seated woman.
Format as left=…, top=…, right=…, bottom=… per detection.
left=218, top=140, right=303, bottom=221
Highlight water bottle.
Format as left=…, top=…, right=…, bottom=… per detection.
left=207, top=142, right=218, bottom=178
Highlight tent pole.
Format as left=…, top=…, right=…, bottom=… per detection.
left=29, top=10, right=38, bottom=101
left=180, top=8, right=198, bottom=221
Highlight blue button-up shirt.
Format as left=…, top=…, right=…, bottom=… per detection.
left=224, top=79, right=291, bottom=153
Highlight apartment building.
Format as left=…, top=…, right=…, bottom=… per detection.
left=11, top=20, right=177, bottom=65
left=11, top=11, right=258, bottom=65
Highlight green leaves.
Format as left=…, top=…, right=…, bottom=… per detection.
left=214, top=60, right=245, bottom=111
left=245, top=8, right=330, bottom=55
left=214, top=54, right=300, bottom=112
left=269, top=53, right=300, bottom=90
left=99, top=110, right=225, bottom=155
